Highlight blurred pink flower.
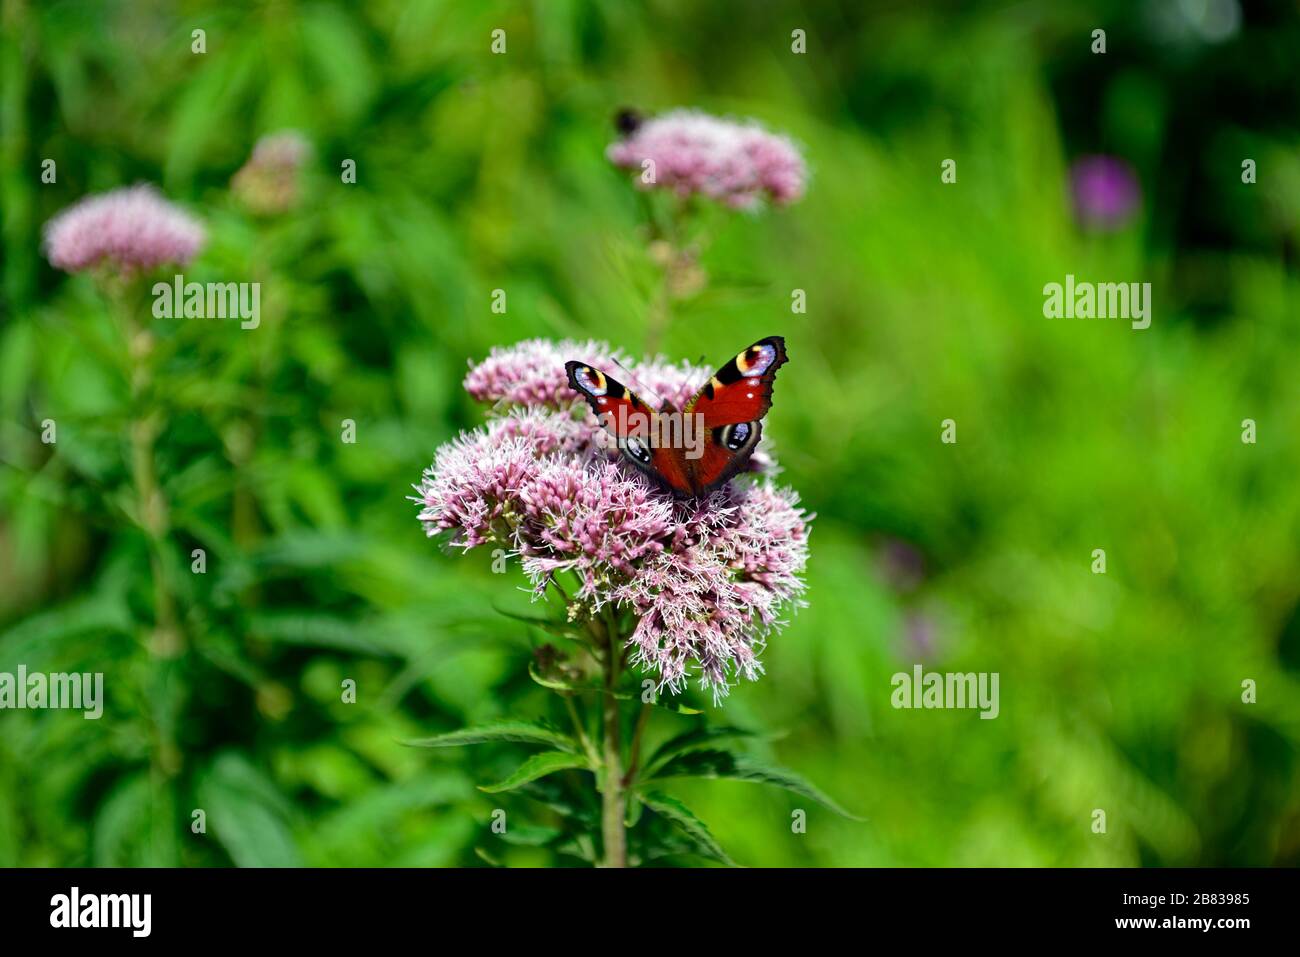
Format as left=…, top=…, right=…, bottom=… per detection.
left=608, top=109, right=807, bottom=209
left=415, top=339, right=810, bottom=699
left=1069, top=155, right=1141, bottom=232
left=232, top=130, right=313, bottom=215
left=43, top=184, right=206, bottom=275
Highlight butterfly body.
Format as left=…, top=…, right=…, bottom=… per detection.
left=566, top=336, right=787, bottom=497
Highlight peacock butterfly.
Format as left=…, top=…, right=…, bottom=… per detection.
left=565, top=336, right=787, bottom=497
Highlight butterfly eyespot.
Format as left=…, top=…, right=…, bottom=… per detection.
left=736, top=342, right=777, bottom=375
left=719, top=422, right=753, bottom=451
left=574, top=366, right=608, bottom=395
left=623, top=436, right=652, bottom=464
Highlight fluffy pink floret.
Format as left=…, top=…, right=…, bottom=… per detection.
left=463, top=338, right=629, bottom=408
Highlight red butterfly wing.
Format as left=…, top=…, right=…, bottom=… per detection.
left=566, top=336, right=786, bottom=498
left=565, top=360, right=693, bottom=495
left=684, top=336, right=787, bottom=427
left=679, top=336, right=787, bottom=494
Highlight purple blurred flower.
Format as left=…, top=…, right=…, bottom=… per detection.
left=1069, top=155, right=1141, bottom=232
left=608, top=109, right=807, bottom=210
left=878, top=538, right=925, bottom=592
left=415, top=339, right=810, bottom=700
left=901, top=610, right=938, bottom=662
left=232, top=130, right=313, bottom=215
left=43, top=184, right=206, bottom=275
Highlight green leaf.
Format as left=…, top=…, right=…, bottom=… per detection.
left=638, top=791, right=737, bottom=866
left=92, top=773, right=152, bottom=867
left=625, top=793, right=644, bottom=828
left=643, top=725, right=760, bottom=778
left=647, top=692, right=702, bottom=715
left=473, top=846, right=504, bottom=867
left=516, top=777, right=599, bottom=826
left=478, top=751, right=590, bottom=793
left=527, top=659, right=632, bottom=697
left=649, top=749, right=863, bottom=820
left=497, top=823, right=564, bottom=847
left=404, top=720, right=578, bottom=753
left=494, top=606, right=580, bottom=640
left=198, top=753, right=302, bottom=867
left=247, top=611, right=398, bottom=656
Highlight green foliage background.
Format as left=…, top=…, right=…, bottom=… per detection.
left=2, top=0, right=1299, bottom=866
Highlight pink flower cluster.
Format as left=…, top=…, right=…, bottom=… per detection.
left=607, top=109, right=807, bottom=209
left=414, top=339, right=811, bottom=699
left=43, top=184, right=206, bottom=275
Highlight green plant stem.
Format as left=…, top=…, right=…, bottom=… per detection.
left=644, top=266, right=672, bottom=356
left=115, top=290, right=183, bottom=661
left=598, top=622, right=627, bottom=868
left=110, top=283, right=184, bottom=796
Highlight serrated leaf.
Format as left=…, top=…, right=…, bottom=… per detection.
left=404, top=720, right=577, bottom=753
left=638, top=791, right=737, bottom=866
left=649, top=749, right=863, bottom=820
left=643, top=725, right=759, bottom=778
left=479, top=751, right=590, bottom=793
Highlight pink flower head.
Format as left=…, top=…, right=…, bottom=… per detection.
left=43, top=184, right=206, bottom=275
left=232, top=130, right=313, bottom=215
left=463, top=338, right=629, bottom=409
left=607, top=109, right=807, bottom=209
left=413, top=430, right=541, bottom=549
left=614, top=483, right=810, bottom=698
left=415, top=339, right=809, bottom=700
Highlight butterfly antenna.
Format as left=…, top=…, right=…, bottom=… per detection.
left=610, top=357, right=666, bottom=409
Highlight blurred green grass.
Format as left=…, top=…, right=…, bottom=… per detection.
left=2, top=0, right=1299, bottom=866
